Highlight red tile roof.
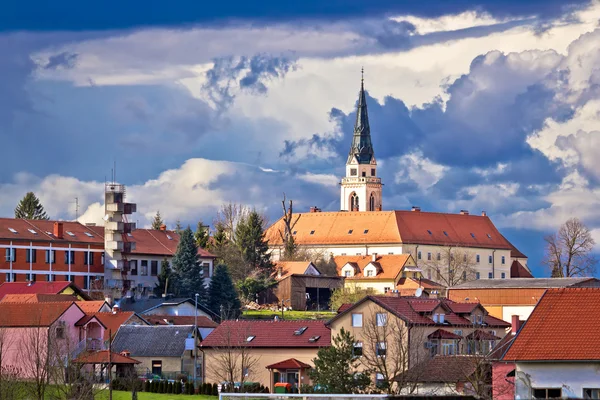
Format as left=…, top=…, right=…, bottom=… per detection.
left=201, top=320, right=330, bottom=348
left=74, top=350, right=140, bottom=364
left=0, top=302, right=79, bottom=327
left=510, top=261, right=534, bottom=278
left=428, top=329, right=463, bottom=340
left=128, top=229, right=216, bottom=257
left=274, top=261, right=319, bottom=281
left=466, top=330, right=501, bottom=341
left=0, top=282, right=80, bottom=300
left=76, top=312, right=139, bottom=340
left=0, top=218, right=103, bottom=244
left=76, top=301, right=109, bottom=313
left=503, top=288, right=600, bottom=361
left=142, top=314, right=218, bottom=328
left=337, top=303, right=353, bottom=313
left=0, top=293, right=106, bottom=313
left=266, top=358, right=312, bottom=370
left=334, top=254, right=412, bottom=280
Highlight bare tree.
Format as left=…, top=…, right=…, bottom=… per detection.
left=214, top=202, right=251, bottom=242
left=421, top=247, right=477, bottom=287
left=543, top=217, right=597, bottom=277
left=19, top=324, right=51, bottom=400
left=278, top=193, right=301, bottom=261
left=0, top=327, right=19, bottom=400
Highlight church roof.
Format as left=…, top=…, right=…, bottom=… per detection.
left=265, top=210, right=523, bottom=254
left=347, top=70, right=374, bottom=165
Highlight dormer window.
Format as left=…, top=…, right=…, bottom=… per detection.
left=348, top=230, right=353, bottom=234
left=363, top=229, right=369, bottom=234
left=294, top=327, right=308, bottom=336
left=309, top=335, right=321, bottom=342
left=246, top=336, right=256, bottom=342
left=366, top=270, right=374, bottom=277
left=345, top=270, right=351, bottom=277
left=310, top=230, right=315, bottom=235
left=443, top=231, right=448, bottom=236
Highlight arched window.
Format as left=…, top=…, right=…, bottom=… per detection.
left=350, top=192, right=359, bottom=211
left=369, top=193, right=376, bottom=211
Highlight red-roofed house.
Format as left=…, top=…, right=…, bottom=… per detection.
left=0, top=281, right=91, bottom=300
left=502, top=288, right=600, bottom=399
left=201, top=320, right=331, bottom=391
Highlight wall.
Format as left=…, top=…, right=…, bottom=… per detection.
left=493, top=362, right=515, bottom=400
left=515, top=362, right=600, bottom=399
left=202, top=347, right=319, bottom=391
left=134, top=356, right=186, bottom=376
left=502, top=306, right=535, bottom=322
left=344, top=279, right=397, bottom=294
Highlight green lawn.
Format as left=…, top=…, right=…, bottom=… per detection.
left=242, top=310, right=336, bottom=320
left=97, top=391, right=217, bottom=400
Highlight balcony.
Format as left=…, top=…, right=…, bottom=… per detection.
left=123, top=242, right=136, bottom=253
left=105, top=221, right=124, bottom=231
left=105, top=202, right=137, bottom=214
left=341, top=176, right=382, bottom=185
left=105, top=279, right=124, bottom=289
left=105, top=240, right=124, bottom=251
left=124, top=222, right=136, bottom=234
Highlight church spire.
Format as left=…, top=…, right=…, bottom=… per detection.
left=347, top=67, right=374, bottom=164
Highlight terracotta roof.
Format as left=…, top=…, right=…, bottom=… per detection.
left=128, top=229, right=216, bottom=257
left=201, top=320, right=331, bottom=348
left=266, top=210, right=520, bottom=253
left=76, top=312, right=140, bottom=340
left=428, top=329, right=462, bottom=340
left=76, top=301, right=109, bottom=313
left=266, top=358, right=312, bottom=370
left=142, top=314, right=218, bottom=328
left=0, top=218, right=103, bottom=243
left=334, top=254, right=412, bottom=280
left=466, top=330, right=501, bottom=341
left=337, top=303, right=353, bottom=313
left=0, top=301, right=79, bottom=327
left=450, top=277, right=600, bottom=289
left=395, top=356, right=481, bottom=383
left=0, top=282, right=90, bottom=300
left=274, top=261, right=319, bottom=281
left=445, top=302, right=481, bottom=314
left=74, top=350, right=140, bottom=364
left=510, top=261, right=534, bottom=278
left=503, top=288, right=600, bottom=361
left=0, top=293, right=77, bottom=303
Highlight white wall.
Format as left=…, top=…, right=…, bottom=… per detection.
left=502, top=306, right=535, bottom=322
left=144, top=302, right=212, bottom=318
left=515, top=362, right=600, bottom=399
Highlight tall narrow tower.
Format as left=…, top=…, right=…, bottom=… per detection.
left=340, top=69, right=382, bottom=212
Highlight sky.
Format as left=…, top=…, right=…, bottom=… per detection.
left=2, top=0, right=600, bottom=277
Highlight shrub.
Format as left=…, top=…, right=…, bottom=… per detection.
left=212, top=382, right=219, bottom=396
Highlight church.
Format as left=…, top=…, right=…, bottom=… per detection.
left=265, top=73, right=532, bottom=284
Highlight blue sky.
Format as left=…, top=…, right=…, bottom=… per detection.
left=2, top=0, right=600, bottom=277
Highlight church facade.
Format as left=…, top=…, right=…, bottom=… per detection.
left=265, top=74, right=531, bottom=284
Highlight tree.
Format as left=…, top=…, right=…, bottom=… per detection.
left=153, top=259, right=171, bottom=297
left=421, top=247, right=477, bottom=287
left=19, top=323, right=51, bottom=400
left=14, top=192, right=49, bottom=220
left=278, top=194, right=300, bottom=260
left=543, top=217, right=597, bottom=277
left=214, top=202, right=250, bottom=242
left=151, top=211, right=164, bottom=230
left=195, top=221, right=210, bottom=248
left=171, top=226, right=207, bottom=303
left=0, top=327, right=18, bottom=400
left=236, top=271, right=275, bottom=303
left=329, top=284, right=375, bottom=311
left=309, top=328, right=371, bottom=394
left=207, top=265, right=241, bottom=319
left=174, top=220, right=183, bottom=234
left=235, top=210, right=273, bottom=277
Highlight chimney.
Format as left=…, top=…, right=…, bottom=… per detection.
left=481, top=211, right=487, bottom=217
left=460, top=210, right=469, bottom=215
left=53, top=222, right=64, bottom=239
left=511, top=315, right=523, bottom=334
left=372, top=253, right=378, bottom=262
left=375, top=205, right=382, bottom=211
left=411, top=206, right=421, bottom=212
left=310, top=206, right=321, bottom=213
left=112, top=304, right=120, bottom=314
left=160, top=224, right=167, bottom=231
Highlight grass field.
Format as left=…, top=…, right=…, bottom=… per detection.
left=97, top=391, right=217, bottom=399
left=242, top=310, right=336, bottom=320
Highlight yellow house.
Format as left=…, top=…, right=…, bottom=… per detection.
left=327, top=295, right=511, bottom=391
left=334, top=254, right=445, bottom=296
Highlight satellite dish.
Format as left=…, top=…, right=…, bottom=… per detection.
left=415, top=287, right=423, bottom=298
left=103, top=214, right=110, bottom=221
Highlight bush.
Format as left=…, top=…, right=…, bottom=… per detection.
left=212, top=382, right=219, bottom=396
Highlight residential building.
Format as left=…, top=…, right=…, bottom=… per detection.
left=327, top=295, right=510, bottom=389
left=260, top=261, right=343, bottom=310
left=142, top=314, right=218, bottom=340
left=333, top=254, right=445, bottom=296
left=119, top=297, right=217, bottom=320
left=503, top=288, right=600, bottom=399
left=0, top=292, right=110, bottom=313
left=0, top=280, right=91, bottom=300
left=112, top=325, right=199, bottom=381
left=447, top=277, right=600, bottom=322
left=200, top=320, right=331, bottom=391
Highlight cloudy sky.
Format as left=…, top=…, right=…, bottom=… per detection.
left=3, top=0, right=600, bottom=277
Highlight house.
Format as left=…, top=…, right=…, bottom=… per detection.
left=0, top=280, right=93, bottom=302
left=447, top=277, right=600, bottom=322
left=119, top=297, right=217, bottom=321
left=327, top=295, right=510, bottom=389
left=75, top=311, right=148, bottom=347
left=490, top=315, right=525, bottom=400
left=142, top=315, right=218, bottom=340
left=200, top=320, right=331, bottom=391
left=502, top=288, right=600, bottom=399
left=0, top=292, right=110, bottom=313
left=260, top=261, right=343, bottom=310
left=333, top=254, right=445, bottom=296
left=112, top=325, right=199, bottom=381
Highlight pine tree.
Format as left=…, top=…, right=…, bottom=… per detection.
left=235, top=210, right=273, bottom=275
left=153, top=259, right=171, bottom=297
left=207, top=264, right=241, bottom=319
left=151, top=211, right=164, bottom=230
left=195, top=221, right=209, bottom=248
left=14, top=192, right=49, bottom=220
left=171, top=226, right=207, bottom=304
left=174, top=220, right=183, bottom=234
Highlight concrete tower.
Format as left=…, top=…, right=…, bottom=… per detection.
left=340, top=69, right=382, bottom=212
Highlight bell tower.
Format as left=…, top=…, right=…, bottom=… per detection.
left=340, top=69, right=382, bottom=212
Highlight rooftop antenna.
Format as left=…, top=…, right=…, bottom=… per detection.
left=70, top=197, right=80, bottom=220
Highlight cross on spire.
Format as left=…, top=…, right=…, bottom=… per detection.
left=347, top=69, right=374, bottom=164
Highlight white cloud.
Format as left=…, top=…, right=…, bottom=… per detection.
left=395, top=151, right=448, bottom=190
left=393, top=11, right=516, bottom=35
left=297, top=173, right=339, bottom=189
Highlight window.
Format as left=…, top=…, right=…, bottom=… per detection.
left=476, top=254, right=480, bottom=263
left=488, top=255, right=493, bottom=264
left=294, top=327, right=308, bottom=336
left=427, top=269, right=432, bottom=279
left=488, top=272, right=493, bottom=279
left=152, top=360, right=162, bottom=376
left=433, top=313, right=445, bottom=323
left=5, top=248, right=15, bottom=262
left=429, top=340, right=439, bottom=357
left=83, top=276, right=89, bottom=289
left=353, top=342, right=363, bottom=357
left=441, top=339, right=456, bottom=355
left=463, top=254, right=467, bottom=262
left=5, top=273, right=11, bottom=282
left=532, top=388, right=562, bottom=398
left=151, top=260, right=159, bottom=276
left=242, top=367, right=249, bottom=377
left=141, top=260, right=148, bottom=276
left=366, top=270, right=373, bottom=277
left=470, top=233, right=475, bottom=238
left=84, top=251, right=93, bottom=265
left=66, top=231, right=75, bottom=236
left=437, top=253, right=441, bottom=261
left=363, top=229, right=369, bottom=234
left=8, top=228, right=17, bottom=234
left=427, top=252, right=431, bottom=261
left=26, top=273, right=36, bottom=282
left=384, top=287, right=390, bottom=293
left=584, top=389, right=600, bottom=399
left=427, top=230, right=432, bottom=235
left=246, top=336, right=255, bottom=342
left=350, top=168, right=357, bottom=176
left=443, top=231, right=448, bottom=236
left=501, top=256, right=505, bottom=264
left=309, top=335, right=321, bottom=342
left=417, top=251, right=422, bottom=260
left=64, top=250, right=75, bottom=264
left=454, top=330, right=463, bottom=337
left=55, top=321, right=66, bottom=339
left=501, top=272, right=506, bottom=279
left=476, top=272, right=480, bottom=280
left=348, top=229, right=353, bottom=234
left=129, top=260, right=138, bottom=275
left=487, top=234, right=492, bottom=239
left=292, top=231, right=297, bottom=235
left=351, top=313, right=363, bottom=327
left=350, top=192, right=359, bottom=211
left=201, top=263, right=209, bottom=277
left=84, top=232, right=94, bottom=237
left=310, top=230, right=315, bottom=235
left=101, top=252, right=105, bottom=265
left=375, top=373, right=385, bottom=388
left=376, top=313, right=387, bottom=327
left=26, top=249, right=36, bottom=263
left=47, top=274, right=54, bottom=282
left=344, top=270, right=351, bottom=277
left=371, top=168, right=375, bottom=176
left=376, top=342, right=386, bottom=357
left=462, top=271, right=467, bottom=281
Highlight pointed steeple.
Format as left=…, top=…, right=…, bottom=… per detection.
left=347, top=68, right=374, bottom=164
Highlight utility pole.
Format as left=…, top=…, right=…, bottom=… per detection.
left=70, top=197, right=80, bottom=220
left=194, top=293, right=199, bottom=392
left=108, top=328, right=112, bottom=400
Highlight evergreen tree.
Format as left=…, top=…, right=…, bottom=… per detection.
left=153, top=259, right=171, bottom=297
left=171, top=226, right=207, bottom=303
left=194, top=221, right=209, bottom=248
left=14, top=192, right=49, bottom=220
left=207, top=264, right=241, bottom=319
left=209, top=223, right=228, bottom=250
left=151, top=211, right=164, bottom=230
left=309, top=328, right=371, bottom=394
left=235, top=210, right=273, bottom=275
left=174, top=220, right=183, bottom=234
